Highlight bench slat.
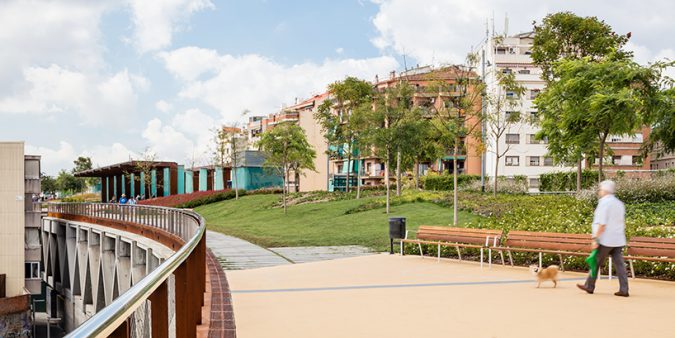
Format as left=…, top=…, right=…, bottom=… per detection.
left=627, top=248, right=675, bottom=258
left=629, top=237, right=675, bottom=244
left=505, top=236, right=589, bottom=245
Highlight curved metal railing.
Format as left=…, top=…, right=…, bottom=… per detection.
left=47, top=203, right=206, bottom=337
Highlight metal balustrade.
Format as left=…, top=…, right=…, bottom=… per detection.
left=47, top=203, right=206, bottom=338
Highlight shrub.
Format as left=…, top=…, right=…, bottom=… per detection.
left=464, top=177, right=528, bottom=194
left=540, top=170, right=599, bottom=191
left=421, top=173, right=481, bottom=190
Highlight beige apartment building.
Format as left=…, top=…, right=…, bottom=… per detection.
left=1, top=141, right=41, bottom=336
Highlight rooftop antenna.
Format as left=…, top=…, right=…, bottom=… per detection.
left=504, top=13, right=509, bottom=36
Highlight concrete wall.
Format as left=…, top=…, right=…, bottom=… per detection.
left=297, top=98, right=329, bottom=192
left=0, top=142, right=26, bottom=298
left=234, top=167, right=283, bottom=190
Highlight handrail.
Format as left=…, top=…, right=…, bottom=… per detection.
left=47, top=203, right=206, bottom=338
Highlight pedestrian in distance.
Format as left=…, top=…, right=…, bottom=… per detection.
left=577, top=180, right=629, bottom=297
left=119, top=194, right=128, bottom=204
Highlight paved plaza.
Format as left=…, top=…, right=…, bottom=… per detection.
left=227, top=254, right=675, bottom=338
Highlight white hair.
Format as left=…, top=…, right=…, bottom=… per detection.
left=599, top=180, right=616, bottom=194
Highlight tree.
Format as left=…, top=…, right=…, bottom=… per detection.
left=641, top=67, right=675, bottom=157
left=130, top=148, right=159, bottom=199
left=72, top=156, right=97, bottom=189
left=532, top=12, right=630, bottom=83
left=56, top=170, right=85, bottom=194
left=213, top=124, right=247, bottom=199
left=41, top=174, right=58, bottom=195
left=371, top=80, right=417, bottom=213
left=532, top=12, right=631, bottom=189
left=484, top=71, right=526, bottom=196
left=258, top=122, right=316, bottom=214
left=535, top=54, right=662, bottom=180
left=315, top=77, right=374, bottom=197
left=427, top=56, right=485, bottom=225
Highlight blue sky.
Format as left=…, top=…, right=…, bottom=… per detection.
left=2, top=0, right=674, bottom=175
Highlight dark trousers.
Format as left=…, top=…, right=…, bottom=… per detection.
left=584, top=245, right=629, bottom=293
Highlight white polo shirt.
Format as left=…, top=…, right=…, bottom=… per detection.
left=592, top=194, right=627, bottom=247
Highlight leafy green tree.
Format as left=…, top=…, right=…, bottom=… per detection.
left=532, top=12, right=631, bottom=189
left=641, top=69, right=675, bottom=157
left=371, top=80, right=417, bottom=213
left=536, top=54, right=663, bottom=180
left=56, top=170, right=85, bottom=194
left=532, top=12, right=630, bottom=83
left=72, top=156, right=97, bottom=188
left=315, top=77, right=373, bottom=197
left=41, top=174, right=58, bottom=195
left=258, top=122, right=316, bottom=214
left=427, top=55, right=485, bottom=225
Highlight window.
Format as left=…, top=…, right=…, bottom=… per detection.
left=25, top=262, right=40, bottom=279
left=528, top=134, right=540, bottom=144
left=496, top=47, right=507, bottom=54
left=529, top=111, right=538, bottom=122
left=610, top=137, right=622, bottom=142
left=612, top=156, right=622, bottom=165
left=518, top=69, right=531, bottom=74
left=529, top=178, right=540, bottom=188
left=528, top=156, right=540, bottom=166
left=506, top=91, right=515, bottom=98
left=505, top=111, right=520, bottom=121
left=505, top=156, right=520, bottom=166
left=502, top=68, right=512, bottom=74
left=529, top=89, right=541, bottom=100
left=632, top=156, right=641, bottom=165
left=544, top=157, right=554, bottom=166
left=506, top=134, right=520, bottom=144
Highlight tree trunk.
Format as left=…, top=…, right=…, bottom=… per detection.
left=576, top=157, right=582, bottom=193
left=385, top=149, right=390, bottom=214
left=453, top=143, right=459, bottom=226
left=414, top=160, right=420, bottom=190
left=356, top=156, right=361, bottom=199
left=598, top=133, right=607, bottom=181
left=494, top=142, right=499, bottom=197
left=283, top=167, right=288, bottom=214
left=346, top=152, right=352, bottom=194
left=295, top=170, right=300, bottom=193
left=396, top=150, right=401, bottom=197
left=233, top=163, right=239, bottom=200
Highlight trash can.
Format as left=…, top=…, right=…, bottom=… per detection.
left=389, top=217, right=406, bottom=254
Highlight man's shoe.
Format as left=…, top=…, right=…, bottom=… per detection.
left=614, top=291, right=629, bottom=297
left=577, top=284, right=593, bottom=294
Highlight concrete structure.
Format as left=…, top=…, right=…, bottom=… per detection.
left=233, top=150, right=284, bottom=191
left=650, top=150, right=675, bottom=170
left=0, top=141, right=40, bottom=337
left=481, top=32, right=577, bottom=189
left=228, top=254, right=675, bottom=338
left=588, top=127, right=651, bottom=171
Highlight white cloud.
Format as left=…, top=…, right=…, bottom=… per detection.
left=336, top=47, right=345, bottom=54
left=127, top=0, right=215, bottom=53
left=160, top=47, right=399, bottom=122
left=25, top=141, right=138, bottom=176
left=370, top=0, right=675, bottom=66
left=155, top=100, right=173, bottom=113
left=0, top=65, right=149, bottom=126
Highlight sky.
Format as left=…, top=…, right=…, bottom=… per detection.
left=2, top=0, right=674, bottom=175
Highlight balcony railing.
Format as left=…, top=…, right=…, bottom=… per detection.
left=47, top=203, right=206, bottom=338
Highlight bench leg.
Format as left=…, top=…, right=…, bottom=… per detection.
left=400, top=241, right=403, bottom=256
left=499, top=250, right=505, bottom=266
left=508, top=250, right=513, bottom=266
left=488, top=248, right=492, bottom=268
left=558, top=254, right=565, bottom=272
left=608, top=257, right=613, bottom=280
left=480, top=248, right=484, bottom=269
left=538, top=252, right=542, bottom=269
left=437, top=242, right=440, bottom=262
left=418, top=242, right=424, bottom=258
left=629, top=259, right=635, bottom=279
left=455, top=246, right=462, bottom=261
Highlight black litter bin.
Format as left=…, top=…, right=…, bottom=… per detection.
left=388, top=217, right=406, bottom=254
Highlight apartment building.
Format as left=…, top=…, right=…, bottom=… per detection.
left=0, top=142, right=41, bottom=336
left=481, top=32, right=577, bottom=189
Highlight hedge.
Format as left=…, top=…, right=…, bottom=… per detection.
left=540, top=170, right=599, bottom=191
left=421, top=174, right=481, bottom=190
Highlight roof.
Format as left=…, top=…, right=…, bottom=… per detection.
left=511, top=31, right=534, bottom=38
left=75, top=160, right=178, bottom=177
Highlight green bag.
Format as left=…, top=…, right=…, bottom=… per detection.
left=585, top=249, right=598, bottom=278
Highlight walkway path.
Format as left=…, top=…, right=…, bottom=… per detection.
left=227, top=254, right=675, bottom=338
left=206, top=231, right=373, bottom=270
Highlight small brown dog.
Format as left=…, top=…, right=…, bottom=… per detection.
left=530, top=265, right=559, bottom=288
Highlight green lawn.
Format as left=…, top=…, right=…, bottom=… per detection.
left=196, top=194, right=480, bottom=251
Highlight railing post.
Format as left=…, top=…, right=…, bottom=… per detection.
left=108, top=318, right=131, bottom=338
left=174, top=261, right=195, bottom=338
left=148, top=281, right=169, bottom=338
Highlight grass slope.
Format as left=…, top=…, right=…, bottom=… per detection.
left=196, top=194, right=480, bottom=252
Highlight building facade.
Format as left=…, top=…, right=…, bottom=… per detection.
left=481, top=32, right=577, bottom=189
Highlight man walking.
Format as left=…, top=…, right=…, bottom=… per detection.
left=577, top=180, right=629, bottom=297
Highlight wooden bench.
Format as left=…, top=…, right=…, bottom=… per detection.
left=626, top=237, right=675, bottom=278
left=400, top=226, right=504, bottom=267
left=492, top=230, right=592, bottom=271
